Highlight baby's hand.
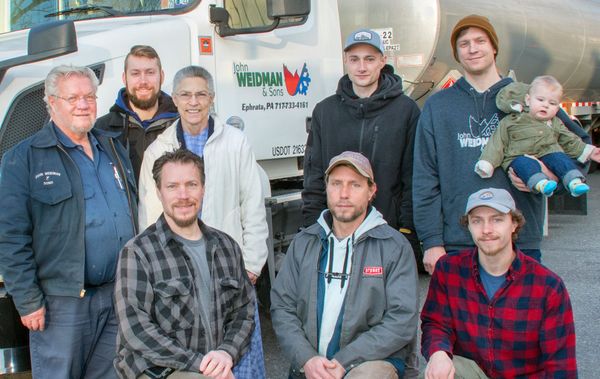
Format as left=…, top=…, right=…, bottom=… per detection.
left=475, top=160, right=494, bottom=178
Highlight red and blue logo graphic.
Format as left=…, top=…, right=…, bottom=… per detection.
left=283, top=63, right=311, bottom=96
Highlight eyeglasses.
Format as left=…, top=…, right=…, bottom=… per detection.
left=176, top=91, right=212, bottom=102
left=52, top=94, right=97, bottom=105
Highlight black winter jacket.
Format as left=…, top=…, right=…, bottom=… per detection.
left=95, top=89, right=178, bottom=181
left=302, top=65, right=420, bottom=231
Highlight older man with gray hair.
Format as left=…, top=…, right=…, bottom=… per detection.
left=0, top=65, right=137, bottom=378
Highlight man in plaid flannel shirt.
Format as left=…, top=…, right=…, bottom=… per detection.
left=114, top=149, right=254, bottom=379
left=421, top=187, right=577, bottom=378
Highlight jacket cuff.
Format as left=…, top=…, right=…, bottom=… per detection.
left=474, top=160, right=494, bottom=178
left=216, top=344, right=240, bottom=365
left=15, top=290, right=45, bottom=317
left=333, top=351, right=362, bottom=373
left=183, top=352, right=203, bottom=372
left=578, top=144, right=595, bottom=163
left=422, top=236, right=444, bottom=251
left=426, top=349, right=453, bottom=362
left=245, top=257, right=266, bottom=277
left=294, top=347, right=320, bottom=371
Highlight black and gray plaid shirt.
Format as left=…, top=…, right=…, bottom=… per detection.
left=114, top=215, right=255, bottom=378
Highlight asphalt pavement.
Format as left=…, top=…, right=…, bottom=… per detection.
left=5, top=175, right=597, bottom=379
left=261, top=171, right=600, bottom=378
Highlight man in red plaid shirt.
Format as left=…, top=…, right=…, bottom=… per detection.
left=421, top=188, right=577, bottom=378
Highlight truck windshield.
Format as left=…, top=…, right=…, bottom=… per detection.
left=1, top=0, right=198, bottom=34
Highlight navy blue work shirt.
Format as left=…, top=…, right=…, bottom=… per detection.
left=54, top=125, right=135, bottom=285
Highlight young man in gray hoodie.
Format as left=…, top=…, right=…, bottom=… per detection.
left=272, top=151, right=418, bottom=379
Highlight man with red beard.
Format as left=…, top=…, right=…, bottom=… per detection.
left=96, top=45, right=178, bottom=181
left=421, top=188, right=577, bottom=378
left=114, top=149, right=254, bottom=379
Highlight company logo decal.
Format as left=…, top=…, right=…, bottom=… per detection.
left=353, top=31, right=373, bottom=41
left=283, top=63, right=311, bottom=96
left=479, top=191, right=494, bottom=200
left=363, top=266, right=383, bottom=276
left=234, top=62, right=311, bottom=97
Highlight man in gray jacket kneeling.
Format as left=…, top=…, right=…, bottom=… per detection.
left=271, top=151, right=418, bottom=379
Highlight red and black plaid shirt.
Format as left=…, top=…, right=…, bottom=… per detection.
left=421, top=248, right=577, bottom=378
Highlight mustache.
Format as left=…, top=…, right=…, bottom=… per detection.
left=173, top=201, right=196, bottom=207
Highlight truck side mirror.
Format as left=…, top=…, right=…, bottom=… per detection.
left=209, top=5, right=230, bottom=28
left=0, top=20, right=77, bottom=85
left=267, top=0, right=310, bottom=19
left=28, top=20, right=78, bottom=58
left=210, top=0, right=309, bottom=37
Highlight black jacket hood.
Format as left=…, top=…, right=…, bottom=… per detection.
left=336, top=64, right=404, bottom=118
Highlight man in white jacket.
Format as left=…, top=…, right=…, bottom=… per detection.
left=137, top=65, right=268, bottom=378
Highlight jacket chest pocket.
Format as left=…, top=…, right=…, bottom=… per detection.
left=153, top=277, right=196, bottom=332
left=508, top=128, right=550, bottom=155
left=31, top=181, right=72, bottom=205
left=509, top=128, right=549, bottom=142
left=218, top=277, right=241, bottom=310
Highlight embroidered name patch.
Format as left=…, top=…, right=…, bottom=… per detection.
left=363, top=266, right=383, bottom=276
left=34, top=171, right=62, bottom=186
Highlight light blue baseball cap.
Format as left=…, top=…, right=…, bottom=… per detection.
left=344, top=28, right=384, bottom=54
left=465, top=188, right=516, bottom=215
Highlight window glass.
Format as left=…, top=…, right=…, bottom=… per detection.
left=2, top=0, right=196, bottom=33
left=225, top=0, right=270, bottom=29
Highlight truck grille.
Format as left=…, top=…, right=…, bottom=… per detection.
left=0, top=84, right=48, bottom=163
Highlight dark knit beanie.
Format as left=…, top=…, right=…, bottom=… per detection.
left=450, top=14, right=499, bottom=61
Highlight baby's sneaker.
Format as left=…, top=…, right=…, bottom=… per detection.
left=534, top=179, right=557, bottom=196
left=568, top=178, right=590, bottom=197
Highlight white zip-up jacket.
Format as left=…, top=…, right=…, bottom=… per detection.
left=138, top=117, right=268, bottom=275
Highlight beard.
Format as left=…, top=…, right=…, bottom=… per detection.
left=164, top=202, right=199, bottom=228
left=476, top=237, right=508, bottom=257
left=171, top=213, right=198, bottom=228
left=65, top=118, right=95, bottom=136
left=126, top=86, right=160, bottom=110
left=68, top=123, right=94, bottom=135
left=328, top=201, right=368, bottom=224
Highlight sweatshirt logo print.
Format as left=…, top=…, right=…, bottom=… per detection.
left=457, top=113, right=500, bottom=150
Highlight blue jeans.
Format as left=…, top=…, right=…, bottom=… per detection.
left=29, top=282, right=118, bottom=379
left=232, top=291, right=266, bottom=379
left=510, top=152, right=583, bottom=190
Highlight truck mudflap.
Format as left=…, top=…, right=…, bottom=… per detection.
left=0, top=283, right=31, bottom=374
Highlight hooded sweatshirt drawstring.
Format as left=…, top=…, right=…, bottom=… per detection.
left=340, top=233, right=354, bottom=289
left=469, top=87, right=491, bottom=125
left=325, top=231, right=354, bottom=289
left=326, top=232, right=334, bottom=284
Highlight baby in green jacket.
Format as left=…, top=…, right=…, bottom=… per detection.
left=475, top=75, right=600, bottom=197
